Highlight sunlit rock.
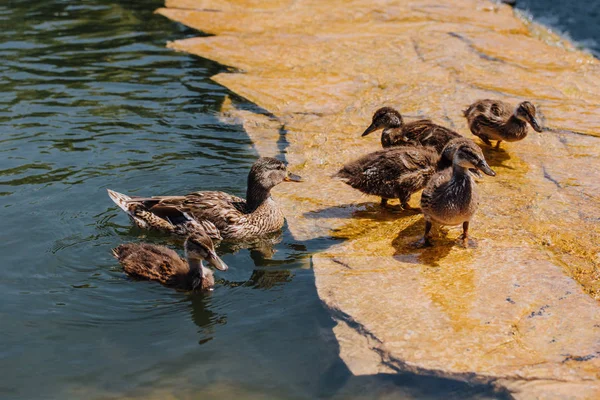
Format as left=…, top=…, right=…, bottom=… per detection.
left=158, top=0, right=600, bottom=397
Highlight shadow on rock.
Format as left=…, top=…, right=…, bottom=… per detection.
left=391, top=218, right=456, bottom=267
left=481, top=145, right=513, bottom=169
left=304, top=201, right=421, bottom=222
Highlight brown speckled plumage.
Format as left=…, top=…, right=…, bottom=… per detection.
left=335, top=146, right=440, bottom=209
left=463, top=99, right=542, bottom=149
left=112, top=233, right=228, bottom=292
left=107, top=157, right=301, bottom=241
left=362, top=107, right=463, bottom=153
left=420, top=142, right=496, bottom=246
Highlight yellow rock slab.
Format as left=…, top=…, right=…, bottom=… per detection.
left=158, top=0, right=600, bottom=397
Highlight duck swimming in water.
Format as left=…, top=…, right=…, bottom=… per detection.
left=107, top=157, right=302, bottom=241
left=112, top=232, right=228, bottom=292
left=463, top=99, right=543, bottom=149
left=334, top=146, right=439, bottom=210
left=420, top=140, right=496, bottom=247
left=361, top=107, right=462, bottom=153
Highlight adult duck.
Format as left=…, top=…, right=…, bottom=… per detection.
left=108, top=157, right=302, bottom=241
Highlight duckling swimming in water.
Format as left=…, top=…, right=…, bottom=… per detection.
left=107, top=157, right=302, bottom=241
left=361, top=107, right=462, bottom=153
left=420, top=141, right=496, bottom=247
left=112, top=232, right=229, bottom=292
left=334, top=146, right=439, bottom=210
left=463, top=99, right=543, bottom=149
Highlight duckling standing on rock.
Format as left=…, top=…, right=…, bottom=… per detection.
left=112, top=232, right=229, bottom=292
left=107, top=157, right=302, bottom=241
left=463, top=99, right=543, bottom=149
left=420, top=142, right=496, bottom=247
left=361, top=107, right=462, bottom=153
left=334, top=147, right=439, bottom=210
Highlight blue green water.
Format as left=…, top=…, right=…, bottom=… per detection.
left=4, top=0, right=587, bottom=398
left=516, top=0, right=599, bottom=57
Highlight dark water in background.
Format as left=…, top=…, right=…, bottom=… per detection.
left=515, top=0, right=600, bottom=57
left=0, top=0, right=595, bottom=399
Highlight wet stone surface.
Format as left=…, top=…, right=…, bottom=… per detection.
left=158, top=0, right=600, bottom=397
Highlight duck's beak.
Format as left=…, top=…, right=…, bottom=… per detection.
left=284, top=172, right=303, bottom=182
left=529, top=117, right=543, bottom=132
left=205, top=250, right=228, bottom=271
left=477, top=160, right=496, bottom=176
left=361, top=123, right=379, bottom=137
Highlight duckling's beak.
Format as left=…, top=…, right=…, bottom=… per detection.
left=361, top=123, right=379, bottom=137
left=206, top=250, right=228, bottom=271
left=477, top=160, right=496, bottom=176
left=284, top=172, right=303, bottom=182
left=529, top=117, right=543, bottom=132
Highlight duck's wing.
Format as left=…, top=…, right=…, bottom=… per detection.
left=381, top=128, right=406, bottom=147
left=467, top=100, right=512, bottom=123
left=402, top=119, right=435, bottom=141
left=113, top=243, right=188, bottom=285
left=421, top=168, right=453, bottom=209
left=154, top=191, right=247, bottom=233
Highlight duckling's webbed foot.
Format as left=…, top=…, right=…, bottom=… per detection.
left=401, top=202, right=422, bottom=212
left=399, top=193, right=421, bottom=212
left=417, top=220, right=434, bottom=247
left=380, top=198, right=403, bottom=212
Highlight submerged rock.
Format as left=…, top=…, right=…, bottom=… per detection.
left=158, top=0, right=600, bottom=397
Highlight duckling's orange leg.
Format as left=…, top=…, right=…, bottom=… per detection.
left=460, top=221, right=469, bottom=247
left=495, top=140, right=502, bottom=150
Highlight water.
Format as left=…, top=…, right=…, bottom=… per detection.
left=515, top=0, right=600, bottom=57
left=3, top=0, right=591, bottom=398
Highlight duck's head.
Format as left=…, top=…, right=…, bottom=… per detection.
left=248, top=157, right=302, bottom=191
left=185, top=232, right=229, bottom=272
left=515, top=101, right=542, bottom=132
left=362, top=107, right=404, bottom=136
left=454, top=144, right=496, bottom=176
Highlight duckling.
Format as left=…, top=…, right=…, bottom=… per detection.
left=420, top=142, right=496, bottom=247
left=107, top=157, right=302, bottom=241
left=361, top=107, right=462, bottom=153
left=112, top=232, right=229, bottom=292
left=463, top=99, right=543, bottom=149
left=334, top=146, right=439, bottom=210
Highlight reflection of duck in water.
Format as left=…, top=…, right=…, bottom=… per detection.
left=361, top=107, right=463, bottom=153
left=107, top=157, right=302, bottom=241
left=334, top=146, right=439, bottom=211
left=112, top=232, right=228, bottom=292
left=222, top=230, right=283, bottom=261
left=463, top=99, right=543, bottom=149
left=421, top=141, right=496, bottom=247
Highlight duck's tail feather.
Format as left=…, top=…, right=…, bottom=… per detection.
left=463, top=104, right=474, bottom=118
left=107, top=189, right=151, bottom=229
left=107, top=189, right=132, bottom=213
left=332, top=168, right=351, bottom=182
